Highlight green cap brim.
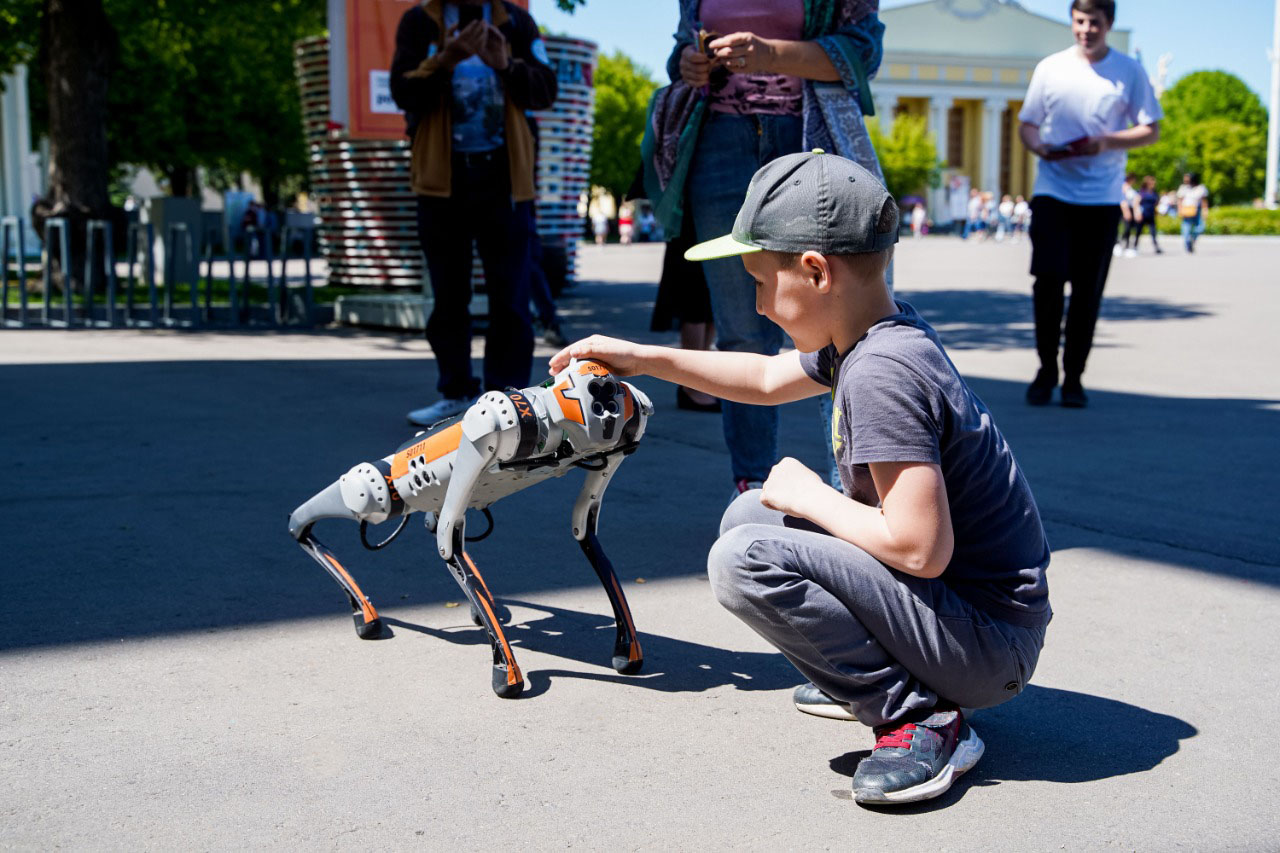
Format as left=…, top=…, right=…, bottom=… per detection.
left=683, top=233, right=762, bottom=262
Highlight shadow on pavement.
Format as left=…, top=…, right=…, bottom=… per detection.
left=383, top=598, right=800, bottom=698
left=897, top=288, right=1210, bottom=351
left=0, top=271, right=1273, bottom=651
left=826, top=685, right=1198, bottom=811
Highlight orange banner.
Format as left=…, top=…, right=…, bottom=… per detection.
left=345, top=0, right=530, bottom=140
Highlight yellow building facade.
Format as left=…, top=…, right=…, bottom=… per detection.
left=875, top=0, right=1130, bottom=223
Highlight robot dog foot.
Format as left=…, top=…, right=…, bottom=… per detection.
left=353, top=611, right=384, bottom=640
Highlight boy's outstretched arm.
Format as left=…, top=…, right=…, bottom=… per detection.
left=549, top=336, right=828, bottom=406
left=762, top=458, right=955, bottom=579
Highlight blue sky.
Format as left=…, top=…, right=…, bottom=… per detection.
left=532, top=0, right=1277, bottom=101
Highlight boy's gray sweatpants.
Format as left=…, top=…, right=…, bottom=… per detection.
left=708, top=491, right=1047, bottom=728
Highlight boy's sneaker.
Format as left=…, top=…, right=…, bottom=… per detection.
left=851, top=708, right=984, bottom=805
left=406, top=396, right=473, bottom=426
left=793, top=682, right=858, bottom=721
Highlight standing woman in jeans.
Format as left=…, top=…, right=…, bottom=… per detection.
left=668, top=0, right=887, bottom=495
left=1176, top=172, right=1209, bottom=253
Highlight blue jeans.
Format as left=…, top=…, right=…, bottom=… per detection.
left=1180, top=214, right=1201, bottom=251
left=688, top=112, right=803, bottom=482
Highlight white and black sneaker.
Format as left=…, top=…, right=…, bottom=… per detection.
left=793, top=682, right=859, bottom=721
left=406, top=396, right=473, bottom=427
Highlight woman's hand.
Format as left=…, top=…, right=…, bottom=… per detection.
left=709, top=32, right=776, bottom=74
left=760, top=457, right=825, bottom=519
left=548, top=335, right=648, bottom=377
left=679, top=44, right=714, bottom=87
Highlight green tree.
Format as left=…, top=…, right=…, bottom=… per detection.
left=1159, top=70, right=1268, bottom=131
left=106, top=0, right=323, bottom=204
left=590, top=51, right=657, bottom=207
left=1127, top=69, right=1269, bottom=203
left=0, top=0, right=40, bottom=82
left=865, top=114, right=940, bottom=200
left=1177, top=119, right=1268, bottom=204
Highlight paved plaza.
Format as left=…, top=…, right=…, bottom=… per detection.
left=2, top=236, right=1278, bottom=849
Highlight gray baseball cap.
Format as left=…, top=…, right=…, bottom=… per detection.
left=685, top=149, right=899, bottom=262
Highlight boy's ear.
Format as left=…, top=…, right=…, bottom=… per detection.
left=800, top=251, right=832, bottom=292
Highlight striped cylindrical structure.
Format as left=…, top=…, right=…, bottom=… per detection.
left=292, top=34, right=597, bottom=291
left=529, top=36, right=597, bottom=285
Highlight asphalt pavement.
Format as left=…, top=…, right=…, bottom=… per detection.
left=2, top=236, right=1277, bottom=849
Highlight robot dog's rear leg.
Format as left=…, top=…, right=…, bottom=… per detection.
left=297, top=532, right=383, bottom=639
left=443, top=545, right=525, bottom=698
left=578, top=506, right=644, bottom=675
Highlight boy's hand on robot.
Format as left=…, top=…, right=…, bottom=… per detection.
left=760, top=457, right=825, bottom=519
left=549, top=335, right=644, bottom=377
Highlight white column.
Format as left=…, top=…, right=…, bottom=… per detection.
left=873, top=93, right=897, bottom=134
left=1, top=64, right=39, bottom=248
left=981, top=98, right=1005, bottom=193
left=928, top=96, right=953, bottom=166
left=1264, top=0, right=1279, bottom=208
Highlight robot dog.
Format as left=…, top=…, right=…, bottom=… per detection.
left=288, top=359, right=653, bottom=698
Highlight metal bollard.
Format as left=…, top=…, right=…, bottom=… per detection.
left=85, top=220, right=116, bottom=327
left=0, top=216, right=28, bottom=328
left=42, top=218, right=72, bottom=327
left=263, top=226, right=279, bottom=326
left=164, top=222, right=193, bottom=327
left=125, top=221, right=157, bottom=326
left=301, top=225, right=313, bottom=327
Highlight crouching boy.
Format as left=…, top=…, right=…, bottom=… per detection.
left=549, top=151, right=1050, bottom=805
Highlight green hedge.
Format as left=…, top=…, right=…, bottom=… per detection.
left=1155, top=205, right=1280, bottom=236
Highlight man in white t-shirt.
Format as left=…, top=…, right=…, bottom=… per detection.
left=1017, top=0, right=1162, bottom=408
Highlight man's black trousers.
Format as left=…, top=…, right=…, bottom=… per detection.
left=1028, top=196, right=1122, bottom=381
left=416, top=149, right=534, bottom=399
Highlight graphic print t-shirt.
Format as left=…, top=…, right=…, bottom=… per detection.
left=444, top=3, right=505, bottom=153
left=798, top=301, right=1052, bottom=628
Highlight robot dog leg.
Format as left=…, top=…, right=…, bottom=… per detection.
left=287, top=359, right=653, bottom=697
left=572, top=452, right=643, bottom=674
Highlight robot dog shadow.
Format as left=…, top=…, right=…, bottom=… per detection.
left=381, top=598, right=802, bottom=699
left=825, top=684, right=1198, bottom=810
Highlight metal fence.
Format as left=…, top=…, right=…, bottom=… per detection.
left=1, top=215, right=317, bottom=330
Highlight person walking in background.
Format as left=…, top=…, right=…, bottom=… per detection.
left=1018, top=0, right=1161, bottom=409
left=1012, top=194, right=1030, bottom=242
left=1134, top=175, right=1162, bottom=254
left=965, top=188, right=984, bottom=239
left=591, top=206, right=609, bottom=244
left=1117, top=173, right=1139, bottom=257
left=997, top=194, right=1015, bottom=242
left=1176, top=172, right=1209, bottom=253
left=654, top=0, right=889, bottom=496
left=391, top=0, right=557, bottom=426
left=618, top=202, right=635, bottom=245
left=981, top=191, right=998, bottom=239
left=910, top=202, right=926, bottom=239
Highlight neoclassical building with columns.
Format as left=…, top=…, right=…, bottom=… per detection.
left=875, top=0, right=1131, bottom=223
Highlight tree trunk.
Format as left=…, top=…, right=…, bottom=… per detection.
left=35, top=0, right=114, bottom=291
left=166, top=165, right=198, bottom=199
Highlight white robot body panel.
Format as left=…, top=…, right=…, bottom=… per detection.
left=286, top=360, right=653, bottom=697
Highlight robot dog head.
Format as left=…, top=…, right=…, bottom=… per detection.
left=546, top=359, right=650, bottom=452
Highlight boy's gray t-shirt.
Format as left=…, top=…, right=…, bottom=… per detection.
left=799, top=300, right=1051, bottom=628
